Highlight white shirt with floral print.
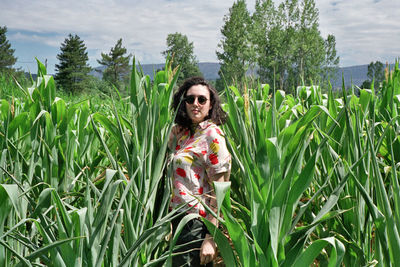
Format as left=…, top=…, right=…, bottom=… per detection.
left=170, top=120, right=231, bottom=217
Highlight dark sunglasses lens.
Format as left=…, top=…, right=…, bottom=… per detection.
left=198, top=96, right=207, bottom=104
left=185, top=95, right=208, bottom=105
left=185, top=96, right=195, bottom=104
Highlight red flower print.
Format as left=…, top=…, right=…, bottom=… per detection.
left=184, top=146, right=193, bottom=152
left=216, top=128, right=222, bottom=135
left=212, top=138, right=219, bottom=144
left=176, top=168, right=186, bottom=177
left=198, top=187, right=203, bottom=194
left=174, top=180, right=183, bottom=188
left=179, top=191, right=186, bottom=195
left=194, top=173, right=200, bottom=179
left=175, top=145, right=181, bottom=150
left=201, top=150, right=207, bottom=155
left=199, top=209, right=206, bottom=217
left=209, top=153, right=219, bottom=165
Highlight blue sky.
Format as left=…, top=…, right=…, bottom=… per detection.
left=1, top=0, right=400, bottom=74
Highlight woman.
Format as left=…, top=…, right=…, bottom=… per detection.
left=169, top=77, right=231, bottom=266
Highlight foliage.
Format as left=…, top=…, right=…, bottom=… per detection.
left=97, top=38, right=131, bottom=90
left=55, top=34, right=91, bottom=93
left=216, top=0, right=254, bottom=89
left=1, top=58, right=400, bottom=266
left=221, top=0, right=339, bottom=93
left=0, top=58, right=180, bottom=266
left=367, top=61, right=385, bottom=82
left=361, top=61, right=385, bottom=89
left=209, top=64, right=400, bottom=266
left=0, top=70, right=30, bottom=99
left=0, top=26, right=17, bottom=72
left=256, top=0, right=339, bottom=91
left=321, top=34, right=339, bottom=86
left=162, top=32, right=202, bottom=84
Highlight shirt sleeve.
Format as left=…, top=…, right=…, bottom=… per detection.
left=204, top=126, right=231, bottom=179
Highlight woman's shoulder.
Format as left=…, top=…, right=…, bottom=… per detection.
left=201, top=120, right=226, bottom=138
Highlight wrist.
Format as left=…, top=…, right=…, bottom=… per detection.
left=204, top=234, right=217, bottom=248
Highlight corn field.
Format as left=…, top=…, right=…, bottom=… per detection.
left=0, top=58, right=399, bottom=266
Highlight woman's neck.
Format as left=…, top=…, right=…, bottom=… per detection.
left=189, top=123, right=198, bottom=134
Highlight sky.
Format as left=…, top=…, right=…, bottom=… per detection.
left=1, top=0, right=400, bottom=74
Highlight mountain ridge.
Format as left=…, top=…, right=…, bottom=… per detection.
left=90, top=62, right=397, bottom=88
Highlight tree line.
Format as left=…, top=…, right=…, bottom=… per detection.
left=217, top=0, right=339, bottom=92
left=0, top=0, right=389, bottom=94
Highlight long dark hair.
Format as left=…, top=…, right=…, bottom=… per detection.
left=172, top=77, right=227, bottom=129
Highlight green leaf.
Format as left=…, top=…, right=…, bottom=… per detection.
left=292, top=237, right=345, bottom=267
left=202, top=219, right=237, bottom=267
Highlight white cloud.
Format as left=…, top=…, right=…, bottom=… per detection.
left=1, top=0, right=399, bottom=71
left=9, top=32, right=65, bottom=47
left=316, top=0, right=400, bottom=66
left=1, top=0, right=253, bottom=66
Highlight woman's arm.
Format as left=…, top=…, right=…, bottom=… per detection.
left=205, top=171, right=229, bottom=226
left=200, top=171, right=229, bottom=265
left=168, top=125, right=184, bottom=150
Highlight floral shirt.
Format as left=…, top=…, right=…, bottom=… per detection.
left=170, top=120, right=231, bottom=217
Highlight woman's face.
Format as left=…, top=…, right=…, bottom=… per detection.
left=185, top=84, right=212, bottom=124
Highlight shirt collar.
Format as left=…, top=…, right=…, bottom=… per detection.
left=197, top=119, right=211, bottom=130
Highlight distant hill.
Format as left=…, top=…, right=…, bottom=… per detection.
left=89, top=62, right=221, bottom=80
left=330, top=64, right=379, bottom=88
left=331, top=64, right=369, bottom=88
left=70, top=62, right=399, bottom=89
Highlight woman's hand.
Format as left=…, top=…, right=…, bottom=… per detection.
left=200, top=234, right=217, bottom=265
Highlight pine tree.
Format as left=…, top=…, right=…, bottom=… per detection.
left=162, top=32, right=202, bottom=84
left=55, top=34, right=91, bottom=92
left=216, top=0, right=253, bottom=89
left=97, top=38, right=131, bottom=88
left=0, top=26, right=17, bottom=72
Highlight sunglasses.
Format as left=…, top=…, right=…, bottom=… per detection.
left=184, top=95, right=209, bottom=105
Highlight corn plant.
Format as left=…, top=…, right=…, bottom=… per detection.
left=207, top=66, right=400, bottom=266
left=1, top=58, right=399, bottom=266
left=0, top=58, right=181, bottom=266
left=208, top=83, right=345, bottom=266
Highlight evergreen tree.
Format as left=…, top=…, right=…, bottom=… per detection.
left=55, top=34, right=91, bottom=92
left=216, top=0, right=253, bottom=89
left=97, top=38, right=131, bottom=88
left=162, top=32, right=202, bottom=84
left=0, top=26, right=17, bottom=72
